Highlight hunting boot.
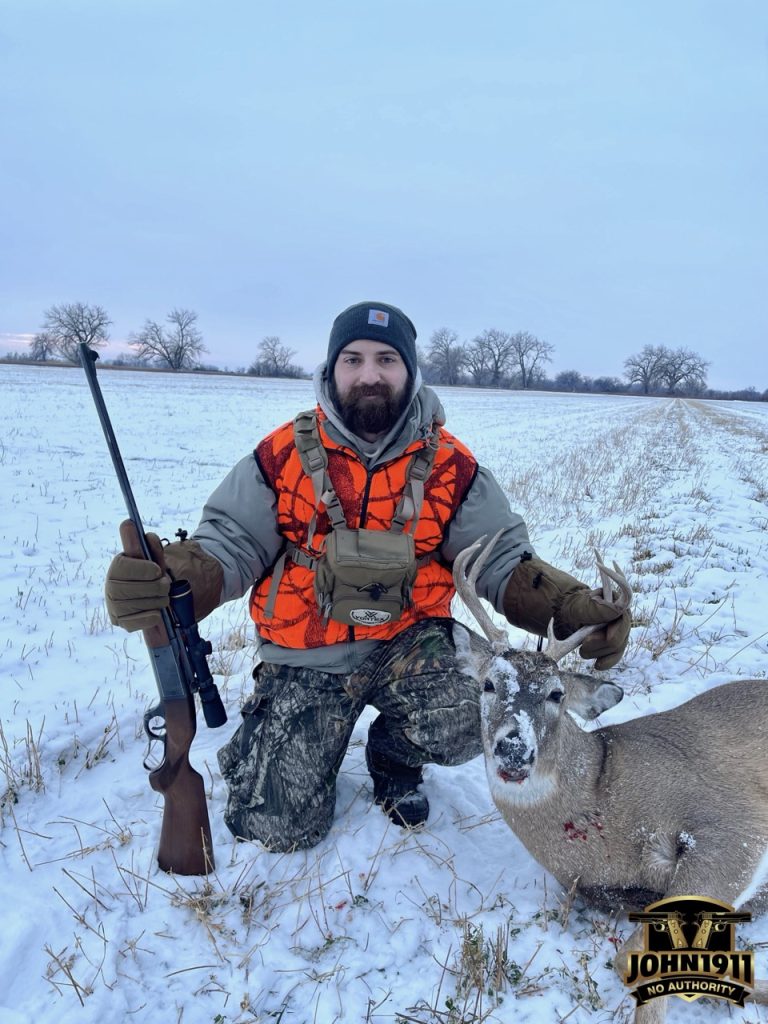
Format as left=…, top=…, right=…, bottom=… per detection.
left=365, top=747, right=429, bottom=828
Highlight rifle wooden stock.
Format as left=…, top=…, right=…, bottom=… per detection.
left=121, top=519, right=214, bottom=874
left=150, top=698, right=214, bottom=875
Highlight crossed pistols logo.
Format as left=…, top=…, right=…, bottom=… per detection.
left=624, top=896, right=754, bottom=1007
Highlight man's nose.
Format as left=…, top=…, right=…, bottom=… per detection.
left=358, top=360, right=381, bottom=383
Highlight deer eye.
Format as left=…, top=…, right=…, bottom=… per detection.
left=547, top=688, right=565, bottom=704
left=483, top=679, right=496, bottom=693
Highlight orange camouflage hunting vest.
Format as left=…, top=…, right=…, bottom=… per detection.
left=250, top=408, right=478, bottom=647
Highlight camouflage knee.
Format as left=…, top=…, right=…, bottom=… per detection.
left=217, top=663, right=359, bottom=850
left=362, top=618, right=488, bottom=768
left=222, top=796, right=334, bottom=853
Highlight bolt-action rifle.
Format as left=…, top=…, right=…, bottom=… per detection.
left=80, top=344, right=227, bottom=875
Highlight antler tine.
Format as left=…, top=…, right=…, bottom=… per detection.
left=593, top=549, right=633, bottom=613
left=452, top=531, right=509, bottom=653
left=547, top=553, right=633, bottom=664
left=546, top=620, right=601, bottom=664
left=466, top=528, right=504, bottom=587
left=452, top=538, right=482, bottom=588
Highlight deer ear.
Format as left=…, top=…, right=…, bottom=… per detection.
left=451, top=621, right=491, bottom=681
left=563, top=673, right=624, bottom=720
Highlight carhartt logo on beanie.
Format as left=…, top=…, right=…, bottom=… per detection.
left=327, top=301, right=418, bottom=378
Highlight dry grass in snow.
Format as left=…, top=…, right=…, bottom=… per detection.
left=2, top=365, right=767, bottom=1024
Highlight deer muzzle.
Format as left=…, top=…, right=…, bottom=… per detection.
left=492, top=727, right=536, bottom=784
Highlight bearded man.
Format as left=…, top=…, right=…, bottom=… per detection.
left=105, top=301, right=630, bottom=851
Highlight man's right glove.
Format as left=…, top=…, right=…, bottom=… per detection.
left=105, top=534, right=224, bottom=633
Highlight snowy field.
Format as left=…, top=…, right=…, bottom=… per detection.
left=1, top=362, right=767, bottom=1024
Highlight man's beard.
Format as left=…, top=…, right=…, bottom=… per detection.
left=331, top=380, right=410, bottom=438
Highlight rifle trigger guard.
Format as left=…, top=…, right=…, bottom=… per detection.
left=142, top=702, right=167, bottom=770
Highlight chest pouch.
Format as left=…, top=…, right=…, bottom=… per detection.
left=261, top=410, right=438, bottom=628
left=315, top=527, right=417, bottom=626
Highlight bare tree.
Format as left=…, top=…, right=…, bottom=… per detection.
left=510, top=331, right=554, bottom=389
left=40, top=302, right=111, bottom=362
left=130, top=309, right=206, bottom=371
left=592, top=376, right=623, bottom=394
left=426, top=327, right=465, bottom=385
left=658, top=347, right=709, bottom=395
left=29, top=331, right=58, bottom=361
left=248, top=336, right=302, bottom=377
left=624, top=344, right=708, bottom=395
left=554, top=369, right=585, bottom=392
left=477, top=329, right=516, bottom=386
left=623, top=344, right=667, bottom=394
left=463, top=337, right=492, bottom=386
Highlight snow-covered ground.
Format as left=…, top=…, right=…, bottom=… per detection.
left=1, top=362, right=767, bottom=1024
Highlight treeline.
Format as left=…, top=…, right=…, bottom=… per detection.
left=16, top=302, right=307, bottom=377
left=25, top=302, right=209, bottom=371
left=6, top=302, right=766, bottom=402
left=419, top=329, right=766, bottom=401
left=419, top=330, right=718, bottom=398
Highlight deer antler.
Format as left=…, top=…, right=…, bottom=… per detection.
left=452, top=530, right=509, bottom=653
left=545, top=621, right=601, bottom=664
left=545, top=551, right=633, bottom=663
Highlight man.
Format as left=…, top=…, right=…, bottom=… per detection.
left=105, top=301, right=630, bottom=851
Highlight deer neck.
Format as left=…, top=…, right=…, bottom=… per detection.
left=555, top=716, right=610, bottom=805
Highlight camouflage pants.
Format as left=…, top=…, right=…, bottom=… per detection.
left=217, top=618, right=490, bottom=851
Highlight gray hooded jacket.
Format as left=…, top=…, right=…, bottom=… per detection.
left=192, top=365, right=535, bottom=673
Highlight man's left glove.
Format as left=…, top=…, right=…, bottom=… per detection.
left=502, top=556, right=631, bottom=670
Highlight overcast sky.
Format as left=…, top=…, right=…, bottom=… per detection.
left=2, top=1, right=766, bottom=389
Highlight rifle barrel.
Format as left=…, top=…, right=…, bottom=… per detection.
left=79, top=345, right=150, bottom=552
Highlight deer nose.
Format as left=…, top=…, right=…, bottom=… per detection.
left=494, top=732, right=532, bottom=764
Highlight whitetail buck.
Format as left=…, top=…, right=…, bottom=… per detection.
left=453, top=533, right=768, bottom=1021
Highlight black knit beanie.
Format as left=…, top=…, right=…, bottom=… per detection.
left=326, top=301, right=418, bottom=379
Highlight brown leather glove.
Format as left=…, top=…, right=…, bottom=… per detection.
left=503, top=556, right=630, bottom=670
left=105, top=534, right=224, bottom=632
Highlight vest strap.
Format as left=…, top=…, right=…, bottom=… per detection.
left=263, top=549, right=287, bottom=620
left=391, top=446, right=436, bottom=532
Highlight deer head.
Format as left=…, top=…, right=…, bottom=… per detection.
left=453, top=533, right=631, bottom=801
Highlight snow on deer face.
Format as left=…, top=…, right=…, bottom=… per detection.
left=480, top=649, right=568, bottom=800
left=480, top=650, right=624, bottom=805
